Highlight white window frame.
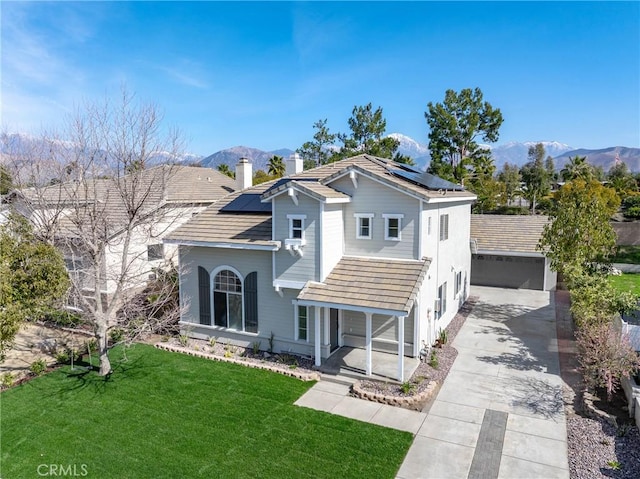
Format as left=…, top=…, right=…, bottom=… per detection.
left=439, top=214, right=449, bottom=241
left=287, top=214, right=306, bottom=241
left=354, top=213, right=374, bottom=240
left=437, top=282, right=447, bottom=320
left=296, top=305, right=309, bottom=342
left=211, top=266, right=245, bottom=331
left=383, top=213, right=404, bottom=241
left=454, top=271, right=462, bottom=296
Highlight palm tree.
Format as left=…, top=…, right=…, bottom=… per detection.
left=560, top=155, right=593, bottom=181
left=217, top=163, right=234, bottom=179
left=268, top=155, right=285, bottom=178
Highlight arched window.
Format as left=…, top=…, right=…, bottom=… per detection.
left=197, top=266, right=258, bottom=333
left=213, top=269, right=243, bottom=330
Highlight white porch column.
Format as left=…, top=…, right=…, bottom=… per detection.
left=314, top=307, right=322, bottom=367
left=365, top=312, right=372, bottom=376
left=323, top=307, right=330, bottom=346
left=398, top=315, right=405, bottom=382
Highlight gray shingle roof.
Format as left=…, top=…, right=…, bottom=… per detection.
left=470, top=214, right=550, bottom=254
left=297, top=256, right=431, bottom=314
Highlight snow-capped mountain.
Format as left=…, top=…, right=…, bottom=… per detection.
left=388, top=133, right=430, bottom=161
left=488, top=141, right=574, bottom=169
left=199, top=146, right=294, bottom=172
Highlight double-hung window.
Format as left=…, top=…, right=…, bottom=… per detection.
left=383, top=214, right=404, bottom=241
left=454, top=271, right=463, bottom=296
left=297, top=305, right=309, bottom=341
left=287, top=214, right=306, bottom=241
left=436, top=282, right=447, bottom=320
left=439, top=214, right=449, bottom=241
left=354, top=213, right=374, bottom=239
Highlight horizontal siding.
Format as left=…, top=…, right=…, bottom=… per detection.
left=321, top=203, right=343, bottom=280
left=274, top=194, right=318, bottom=283
left=331, top=175, right=420, bottom=260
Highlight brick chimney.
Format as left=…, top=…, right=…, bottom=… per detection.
left=285, top=153, right=303, bottom=176
left=236, top=157, right=252, bottom=190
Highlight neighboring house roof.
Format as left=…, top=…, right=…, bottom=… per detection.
left=12, top=165, right=235, bottom=239
left=167, top=154, right=476, bottom=246
left=470, top=214, right=550, bottom=255
left=297, top=256, right=431, bottom=315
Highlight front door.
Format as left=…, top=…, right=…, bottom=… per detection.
left=330, top=308, right=339, bottom=352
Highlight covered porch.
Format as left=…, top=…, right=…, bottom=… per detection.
left=296, top=256, right=431, bottom=382
left=319, top=346, right=421, bottom=382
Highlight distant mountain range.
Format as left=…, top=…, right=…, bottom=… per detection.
left=199, top=136, right=640, bottom=173
left=2, top=132, right=639, bottom=174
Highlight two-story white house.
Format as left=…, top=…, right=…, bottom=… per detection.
left=166, top=154, right=476, bottom=381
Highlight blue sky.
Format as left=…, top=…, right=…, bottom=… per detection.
left=2, top=1, right=639, bottom=156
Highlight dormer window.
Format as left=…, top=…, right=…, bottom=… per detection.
left=383, top=214, right=404, bottom=241
left=288, top=214, right=306, bottom=240
left=354, top=213, right=374, bottom=240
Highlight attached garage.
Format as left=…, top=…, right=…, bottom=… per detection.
left=470, top=215, right=556, bottom=291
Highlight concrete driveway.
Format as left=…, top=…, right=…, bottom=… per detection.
left=397, top=286, right=569, bottom=479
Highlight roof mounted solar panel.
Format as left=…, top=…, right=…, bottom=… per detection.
left=220, top=194, right=272, bottom=213
left=387, top=166, right=464, bottom=191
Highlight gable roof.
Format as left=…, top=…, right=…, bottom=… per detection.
left=167, top=154, right=475, bottom=246
left=470, top=214, right=550, bottom=255
left=297, top=256, right=431, bottom=316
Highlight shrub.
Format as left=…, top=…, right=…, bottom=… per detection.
left=42, top=309, right=83, bottom=327
left=178, top=334, right=189, bottom=347
left=30, top=359, right=47, bottom=376
left=209, top=336, right=217, bottom=348
left=576, top=321, right=640, bottom=402
left=109, top=328, right=125, bottom=344
left=252, top=341, right=261, bottom=355
left=429, top=350, right=439, bottom=369
left=1, top=372, right=15, bottom=388
left=400, top=381, right=415, bottom=394
left=54, top=349, right=70, bottom=364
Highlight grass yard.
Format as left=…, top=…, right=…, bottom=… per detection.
left=1, top=345, right=412, bottom=479
left=608, top=273, right=640, bottom=297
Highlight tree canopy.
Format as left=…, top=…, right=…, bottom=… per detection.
left=298, top=103, right=414, bottom=166
left=538, top=179, right=620, bottom=276
left=267, top=155, right=285, bottom=177
left=520, top=143, right=551, bottom=214
left=425, top=87, right=503, bottom=183
left=0, top=212, right=70, bottom=360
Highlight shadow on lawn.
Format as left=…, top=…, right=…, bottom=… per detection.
left=23, top=346, right=160, bottom=398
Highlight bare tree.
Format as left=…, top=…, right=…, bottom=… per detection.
left=4, top=89, right=187, bottom=375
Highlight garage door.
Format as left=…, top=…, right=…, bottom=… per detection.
left=471, top=254, right=545, bottom=290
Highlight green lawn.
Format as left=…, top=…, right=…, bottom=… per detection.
left=1, top=345, right=412, bottom=478
left=608, top=273, right=640, bottom=297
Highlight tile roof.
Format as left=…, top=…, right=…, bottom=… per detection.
left=168, top=154, right=475, bottom=245
left=297, top=256, right=431, bottom=314
left=261, top=180, right=351, bottom=203
left=166, top=181, right=277, bottom=247
left=16, top=165, right=235, bottom=239
left=470, top=214, right=550, bottom=254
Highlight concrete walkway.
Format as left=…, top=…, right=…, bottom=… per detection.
left=295, top=286, right=569, bottom=479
